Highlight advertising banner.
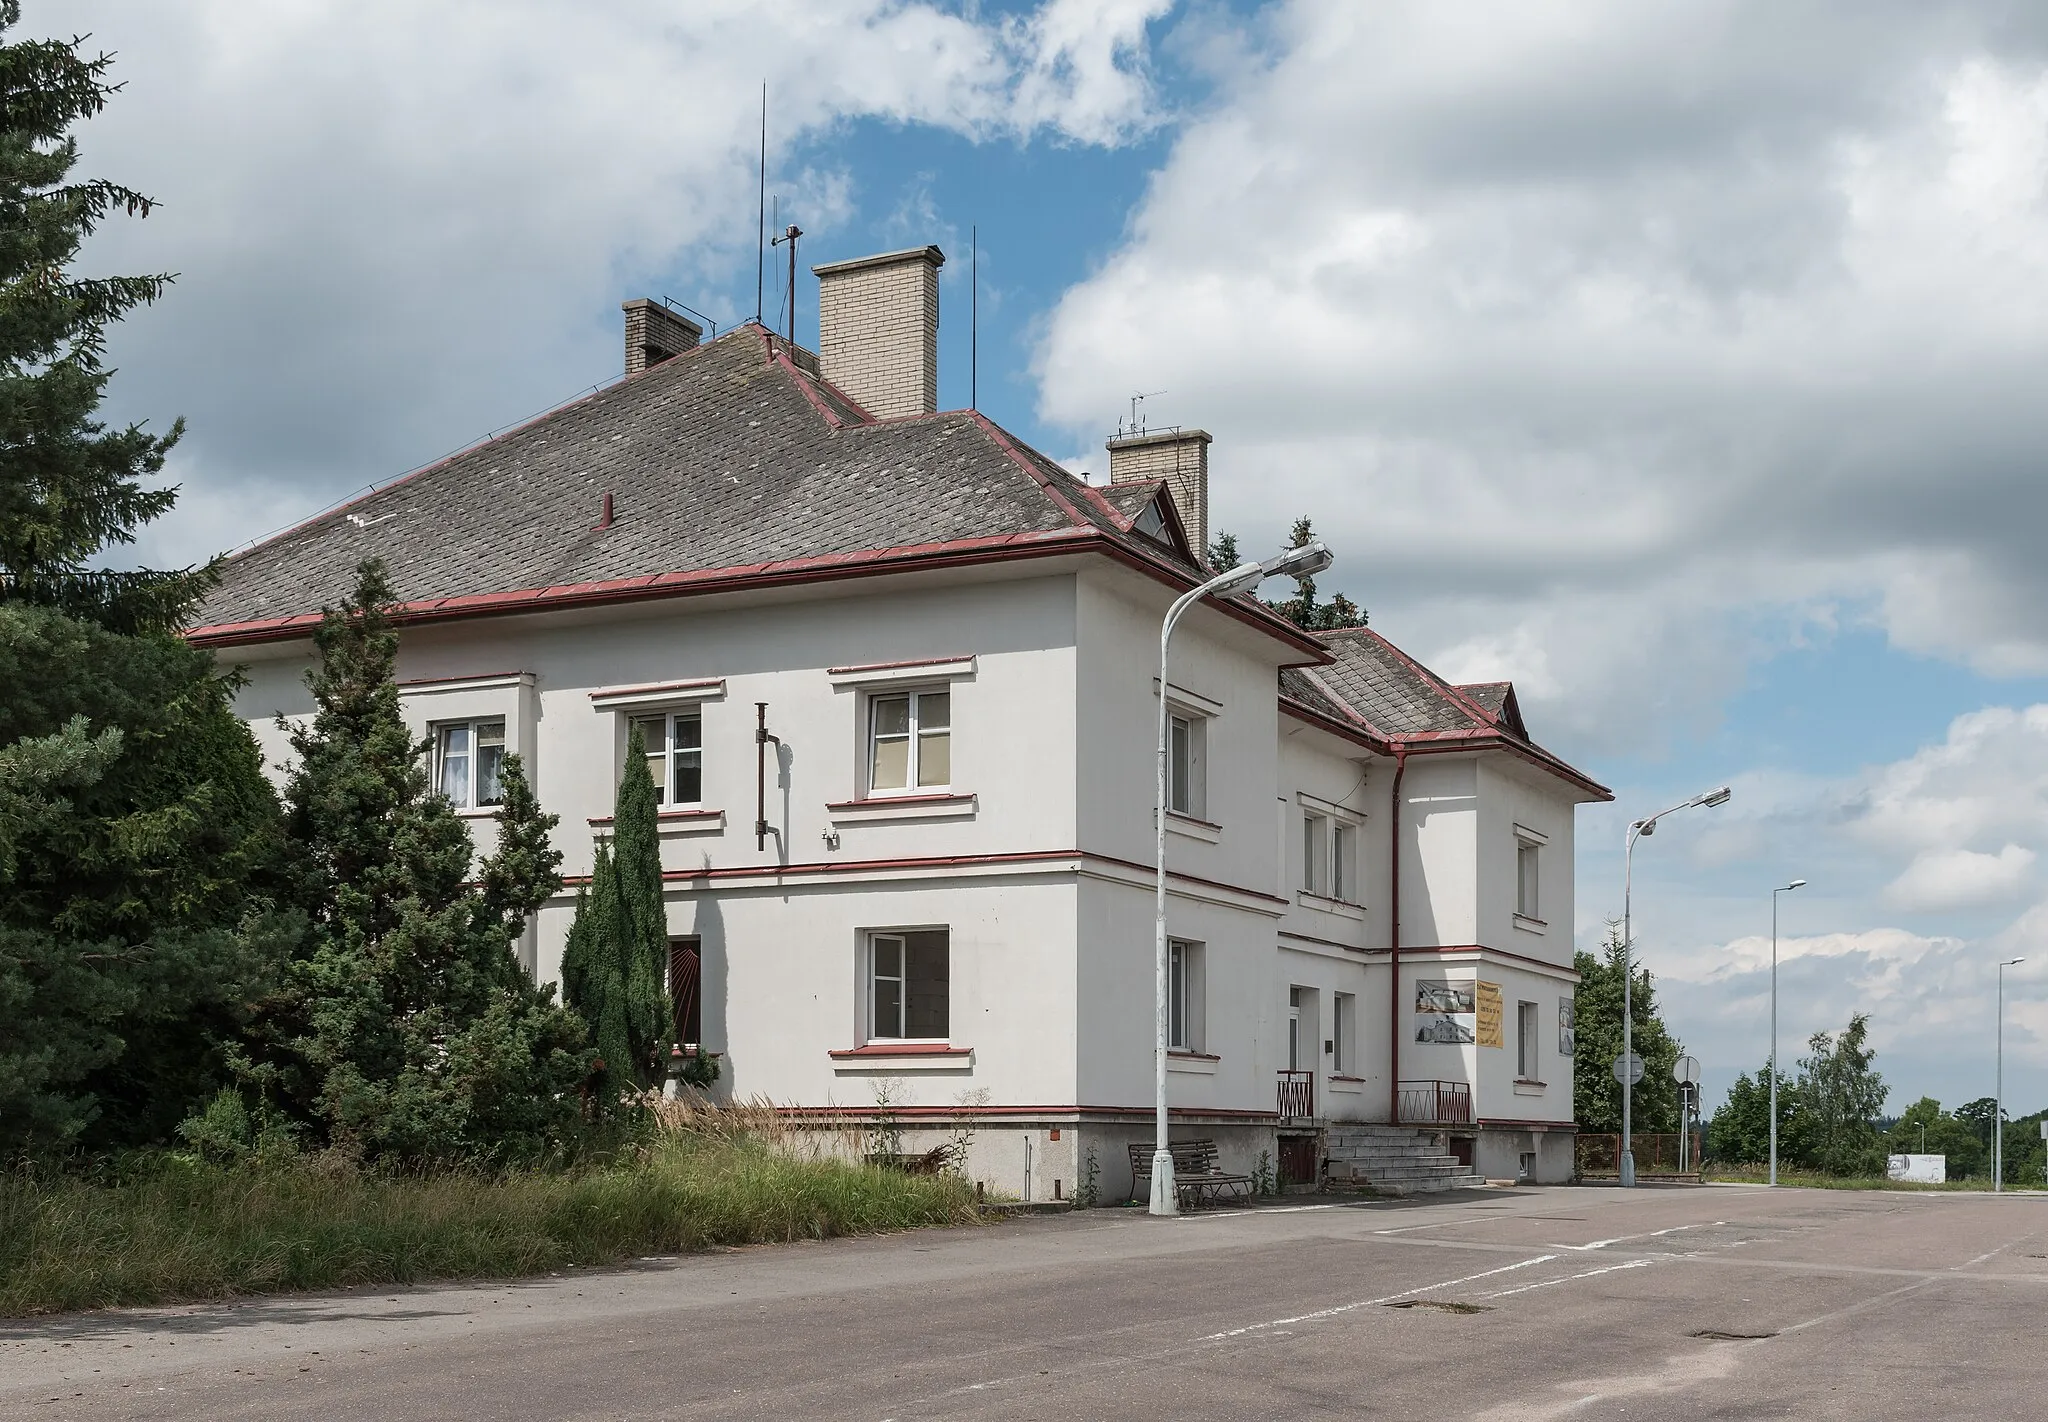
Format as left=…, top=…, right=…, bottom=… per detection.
left=1475, top=981, right=1504, bottom=1048
left=1415, top=980, right=1475, bottom=1044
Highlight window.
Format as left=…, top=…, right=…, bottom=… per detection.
left=669, top=937, right=702, bottom=1047
left=1168, top=712, right=1205, bottom=817
left=632, top=709, right=703, bottom=806
left=437, top=719, right=505, bottom=808
left=1333, top=991, right=1356, bottom=1074
left=1332, top=822, right=1355, bottom=902
left=868, top=930, right=948, bottom=1040
left=1517, top=1000, right=1540, bottom=1079
left=869, top=690, right=950, bottom=794
left=1302, top=812, right=1328, bottom=894
left=1169, top=939, right=1203, bottom=1051
left=1517, top=840, right=1541, bottom=919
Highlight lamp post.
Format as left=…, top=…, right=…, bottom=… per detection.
left=1150, top=537, right=1332, bottom=1216
left=1620, top=785, right=1732, bottom=1188
left=1769, top=879, right=1806, bottom=1187
left=1996, top=956, right=2025, bottom=1193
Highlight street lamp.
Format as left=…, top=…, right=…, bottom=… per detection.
left=1769, top=879, right=1806, bottom=1187
left=1150, top=537, right=1333, bottom=1216
left=1996, top=956, right=2025, bottom=1193
left=1619, top=785, right=1732, bottom=1188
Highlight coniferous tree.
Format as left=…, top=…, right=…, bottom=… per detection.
left=1572, top=925, right=1682, bottom=1134
left=243, top=560, right=587, bottom=1161
left=559, top=724, right=671, bottom=1100
left=1210, top=519, right=1367, bottom=630
left=0, top=6, right=211, bottom=632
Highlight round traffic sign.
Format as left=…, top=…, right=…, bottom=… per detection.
left=1673, top=1055, right=1702, bottom=1086
left=1612, top=1052, right=1646, bottom=1086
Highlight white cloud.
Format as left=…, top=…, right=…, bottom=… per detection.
left=1034, top=1, right=2048, bottom=752
left=1884, top=844, right=2037, bottom=912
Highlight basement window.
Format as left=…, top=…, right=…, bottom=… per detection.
left=437, top=720, right=505, bottom=809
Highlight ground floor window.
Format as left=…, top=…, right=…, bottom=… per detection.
left=1517, top=999, right=1540, bottom=1079
left=669, top=937, right=701, bottom=1047
left=1333, top=991, right=1356, bottom=1074
left=1169, top=938, right=1204, bottom=1051
left=869, top=929, right=948, bottom=1040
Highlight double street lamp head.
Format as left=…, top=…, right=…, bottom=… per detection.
left=1211, top=538, right=1334, bottom=599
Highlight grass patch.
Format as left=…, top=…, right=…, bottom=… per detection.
left=1699, top=1164, right=2008, bottom=1191
left=0, top=1105, right=976, bottom=1317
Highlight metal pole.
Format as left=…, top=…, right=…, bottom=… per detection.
left=1770, top=888, right=1778, bottom=1188
left=1996, top=962, right=2005, bottom=1193
left=1622, top=824, right=1636, bottom=1188
left=1152, top=593, right=1179, bottom=1216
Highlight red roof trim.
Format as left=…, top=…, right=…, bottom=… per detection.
left=827, top=1043, right=969, bottom=1058
left=1280, top=691, right=1394, bottom=754
left=1278, top=929, right=1377, bottom=954
left=1398, top=942, right=1581, bottom=979
left=967, top=410, right=1095, bottom=531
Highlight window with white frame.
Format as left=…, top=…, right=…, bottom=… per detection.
left=631, top=709, right=703, bottom=806
left=1516, top=839, right=1541, bottom=919
left=1169, top=938, right=1204, bottom=1051
left=869, top=690, right=950, bottom=794
left=1333, top=991, right=1356, bottom=1074
left=436, top=719, right=505, bottom=808
left=1517, top=999, right=1540, bottom=1079
left=868, top=929, right=949, bottom=1040
left=1332, top=821, right=1355, bottom=902
left=1302, top=811, right=1328, bottom=894
left=1168, top=712, right=1206, bottom=818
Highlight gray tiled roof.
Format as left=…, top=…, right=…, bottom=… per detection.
left=194, top=324, right=1189, bottom=631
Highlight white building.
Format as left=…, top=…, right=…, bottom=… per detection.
left=191, top=246, right=1609, bottom=1196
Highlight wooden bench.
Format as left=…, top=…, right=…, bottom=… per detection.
left=1128, top=1139, right=1255, bottom=1208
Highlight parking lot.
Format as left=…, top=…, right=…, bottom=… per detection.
left=4, top=1182, right=2043, bottom=1419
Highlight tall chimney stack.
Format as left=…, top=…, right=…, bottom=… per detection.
left=622, top=299, right=702, bottom=375
left=1108, top=428, right=1212, bottom=563
left=811, top=246, right=944, bottom=418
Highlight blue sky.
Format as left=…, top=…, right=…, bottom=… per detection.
left=66, top=0, right=2048, bottom=1120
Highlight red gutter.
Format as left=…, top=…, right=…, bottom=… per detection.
left=1387, top=746, right=1408, bottom=1125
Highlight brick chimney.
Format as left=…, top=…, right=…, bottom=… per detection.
left=622, top=299, right=702, bottom=375
left=1108, top=428, right=1212, bottom=562
left=810, top=246, right=944, bottom=418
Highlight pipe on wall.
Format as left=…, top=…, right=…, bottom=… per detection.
left=1387, top=747, right=1408, bottom=1124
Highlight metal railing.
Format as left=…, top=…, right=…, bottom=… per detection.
left=1277, top=1070, right=1315, bottom=1122
left=1576, top=1132, right=1703, bottom=1178
left=1397, top=1079, right=1475, bottom=1126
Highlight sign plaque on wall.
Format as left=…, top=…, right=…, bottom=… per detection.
left=1475, top=981, right=1504, bottom=1048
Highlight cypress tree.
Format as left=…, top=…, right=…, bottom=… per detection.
left=560, top=724, right=671, bottom=1100
left=0, top=5, right=213, bottom=632
left=245, top=559, right=588, bottom=1162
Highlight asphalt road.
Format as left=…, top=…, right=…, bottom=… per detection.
left=4, top=1183, right=2044, bottom=1419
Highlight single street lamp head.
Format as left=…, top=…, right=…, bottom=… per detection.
left=1782, top=879, right=1807, bottom=891
left=2007, top=957, right=2027, bottom=967
left=1262, top=538, right=1333, bottom=581
left=1632, top=818, right=1654, bottom=837
left=1698, top=786, right=1733, bottom=809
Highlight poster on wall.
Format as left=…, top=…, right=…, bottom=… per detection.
left=1558, top=998, right=1576, bottom=1054
left=1415, top=980, right=1476, bottom=1044
left=1475, top=981, right=1505, bottom=1048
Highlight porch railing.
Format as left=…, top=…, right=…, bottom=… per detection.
left=1277, top=1070, right=1315, bottom=1122
left=1397, top=1079, right=1474, bottom=1126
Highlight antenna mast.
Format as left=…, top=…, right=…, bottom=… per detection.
left=771, top=222, right=803, bottom=347
left=971, top=224, right=978, bottom=410
left=755, top=82, right=766, bottom=324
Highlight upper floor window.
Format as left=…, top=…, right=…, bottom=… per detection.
left=1168, top=712, right=1206, bottom=818
left=1302, top=811, right=1328, bottom=893
left=868, top=929, right=949, bottom=1040
left=633, top=709, right=702, bottom=806
left=870, top=690, right=950, bottom=794
left=1517, top=839, right=1541, bottom=919
left=437, top=719, right=505, bottom=808
left=1332, top=822, right=1355, bottom=902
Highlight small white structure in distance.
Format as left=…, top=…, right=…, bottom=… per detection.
left=1887, top=1154, right=1947, bottom=1184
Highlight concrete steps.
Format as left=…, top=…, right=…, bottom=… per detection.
left=1326, top=1125, right=1485, bottom=1195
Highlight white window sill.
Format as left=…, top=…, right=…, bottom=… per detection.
left=1166, top=1051, right=1219, bottom=1075
left=587, top=677, right=727, bottom=713
left=1164, top=811, right=1221, bottom=844
left=827, top=792, right=977, bottom=824
left=589, top=809, right=726, bottom=838
left=452, top=805, right=502, bottom=819
left=1327, top=1075, right=1365, bottom=1094
left=827, top=655, right=976, bottom=687
left=829, top=1044, right=974, bottom=1073
left=1297, top=890, right=1365, bottom=920
left=1514, top=1079, right=1547, bottom=1096
left=1513, top=913, right=1547, bottom=934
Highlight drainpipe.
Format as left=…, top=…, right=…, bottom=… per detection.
left=1386, top=747, right=1407, bottom=1125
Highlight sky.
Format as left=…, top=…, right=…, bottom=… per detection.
left=58, top=0, right=2048, bottom=1119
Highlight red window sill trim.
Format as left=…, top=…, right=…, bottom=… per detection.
left=824, top=793, right=976, bottom=811
left=1328, top=1074, right=1367, bottom=1083
left=1167, top=1050, right=1221, bottom=1061
left=1166, top=811, right=1223, bottom=831
left=829, top=1043, right=971, bottom=1058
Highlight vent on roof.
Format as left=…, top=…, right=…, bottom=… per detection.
left=622, top=299, right=702, bottom=375
left=811, top=246, right=944, bottom=418
left=1108, top=428, right=1211, bottom=564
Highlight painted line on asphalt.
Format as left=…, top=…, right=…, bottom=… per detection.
left=1201, top=1254, right=1558, bottom=1340
left=1562, top=1221, right=1726, bottom=1251
left=1477, top=1257, right=1655, bottom=1299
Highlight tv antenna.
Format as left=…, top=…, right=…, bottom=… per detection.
left=755, top=82, right=767, bottom=324
left=770, top=221, right=803, bottom=346
left=1119, top=390, right=1167, bottom=437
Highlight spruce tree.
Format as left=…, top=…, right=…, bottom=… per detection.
left=1571, top=926, right=1681, bottom=1134
left=559, top=724, right=671, bottom=1100
left=248, top=560, right=588, bottom=1161
left=0, top=6, right=211, bottom=633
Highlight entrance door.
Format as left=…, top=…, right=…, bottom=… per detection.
left=1287, top=988, right=1303, bottom=1070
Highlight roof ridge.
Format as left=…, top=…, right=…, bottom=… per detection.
left=966, top=410, right=1095, bottom=531
left=1348, top=625, right=1502, bottom=732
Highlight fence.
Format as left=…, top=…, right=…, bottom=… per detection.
left=1396, top=1079, right=1474, bottom=1127
left=1575, top=1132, right=1704, bottom=1178
left=1276, top=1070, right=1315, bottom=1122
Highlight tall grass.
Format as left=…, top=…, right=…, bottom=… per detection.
left=1701, top=1163, right=2011, bottom=1191
left=0, top=1103, right=976, bottom=1317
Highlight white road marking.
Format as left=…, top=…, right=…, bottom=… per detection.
left=1478, top=1258, right=1655, bottom=1299
left=1562, top=1220, right=1726, bottom=1251
left=1201, top=1254, right=1558, bottom=1340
